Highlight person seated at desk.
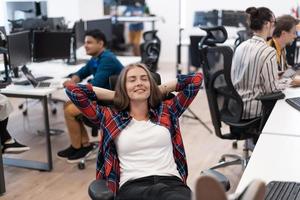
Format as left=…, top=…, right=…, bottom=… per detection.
left=57, top=29, right=123, bottom=163
left=0, top=94, right=30, bottom=153
left=123, top=2, right=146, bottom=56
left=65, top=63, right=203, bottom=199
left=231, top=7, right=285, bottom=121
left=267, top=15, right=298, bottom=74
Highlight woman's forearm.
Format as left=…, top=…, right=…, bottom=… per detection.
left=159, top=80, right=177, bottom=96
left=92, top=86, right=115, bottom=101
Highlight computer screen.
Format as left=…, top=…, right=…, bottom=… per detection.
left=74, top=20, right=85, bottom=49
left=32, top=31, right=72, bottom=62
left=221, top=10, right=247, bottom=27
left=86, top=18, right=112, bottom=42
left=7, top=31, right=31, bottom=77
left=193, top=10, right=218, bottom=27
left=119, top=0, right=145, bottom=6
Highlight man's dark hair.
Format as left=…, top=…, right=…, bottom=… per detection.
left=273, top=15, right=298, bottom=37
left=85, top=29, right=107, bottom=47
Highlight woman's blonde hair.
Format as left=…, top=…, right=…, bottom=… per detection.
left=114, top=63, right=163, bottom=111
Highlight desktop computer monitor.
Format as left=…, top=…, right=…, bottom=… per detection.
left=119, top=0, right=145, bottom=6
left=32, top=31, right=72, bottom=62
left=221, top=10, right=247, bottom=27
left=74, top=20, right=85, bottom=49
left=193, top=10, right=218, bottom=27
left=86, top=18, right=112, bottom=42
left=7, top=31, right=31, bottom=77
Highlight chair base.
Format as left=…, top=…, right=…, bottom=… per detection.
left=77, top=142, right=98, bottom=170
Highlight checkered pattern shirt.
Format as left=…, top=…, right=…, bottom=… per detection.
left=65, top=72, right=203, bottom=194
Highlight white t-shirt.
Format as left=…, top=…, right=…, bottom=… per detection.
left=114, top=118, right=181, bottom=186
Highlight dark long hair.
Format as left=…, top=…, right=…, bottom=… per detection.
left=246, top=7, right=274, bottom=31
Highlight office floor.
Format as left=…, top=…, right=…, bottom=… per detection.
left=1, top=62, right=244, bottom=200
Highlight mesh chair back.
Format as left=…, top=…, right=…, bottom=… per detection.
left=140, top=30, right=161, bottom=72
left=202, top=46, right=244, bottom=138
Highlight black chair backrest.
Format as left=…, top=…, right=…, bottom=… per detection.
left=189, top=35, right=204, bottom=68
left=140, top=30, right=161, bottom=72
left=199, top=26, right=228, bottom=47
left=202, top=45, right=244, bottom=138
left=234, top=30, right=252, bottom=47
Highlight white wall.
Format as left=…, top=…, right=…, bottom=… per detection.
left=47, top=0, right=103, bottom=25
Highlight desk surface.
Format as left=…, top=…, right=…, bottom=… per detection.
left=115, top=16, right=161, bottom=23
left=236, top=133, right=300, bottom=194
left=0, top=54, right=140, bottom=95
left=262, top=87, right=300, bottom=136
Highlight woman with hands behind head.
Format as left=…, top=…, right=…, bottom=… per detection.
left=65, top=63, right=203, bottom=200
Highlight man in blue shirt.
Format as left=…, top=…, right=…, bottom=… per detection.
left=57, top=29, right=123, bottom=163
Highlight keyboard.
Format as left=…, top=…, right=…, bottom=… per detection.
left=285, top=97, right=300, bottom=111
left=14, top=76, right=53, bottom=85
left=265, top=181, right=300, bottom=200
left=37, top=82, right=51, bottom=87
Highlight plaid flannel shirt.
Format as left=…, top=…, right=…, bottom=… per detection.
left=65, top=72, right=203, bottom=194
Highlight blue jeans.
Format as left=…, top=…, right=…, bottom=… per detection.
left=116, top=175, right=191, bottom=200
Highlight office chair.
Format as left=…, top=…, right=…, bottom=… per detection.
left=189, top=35, right=204, bottom=70
left=140, top=30, right=161, bottom=72
left=200, top=26, right=284, bottom=170
left=234, top=30, right=252, bottom=48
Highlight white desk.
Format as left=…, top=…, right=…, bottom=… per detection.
left=0, top=85, right=55, bottom=171
left=236, top=134, right=300, bottom=194
left=115, top=16, right=162, bottom=30
left=262, top=87, right=300, bottom=136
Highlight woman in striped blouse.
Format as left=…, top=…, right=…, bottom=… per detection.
left=231, top=7, right=285, bottom=121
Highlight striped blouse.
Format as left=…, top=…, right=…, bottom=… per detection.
left=231, top=35, right=283, bottom=119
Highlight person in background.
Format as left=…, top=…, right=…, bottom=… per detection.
left=57, top=29, right=123, bottom=163
left=267, top=15, right=298, bottom=73
left=0, top=94, right=30, bottom=153
left=231, top=7, right=284, bottom=122
left=65, top=63, right=203, bottom=199
left=124, top=2, right=146, bottom=56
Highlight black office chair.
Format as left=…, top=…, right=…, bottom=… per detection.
left=140, top=30, right=161, bottom=72
left=200, top=26, right=284, bottom=170
left=234, top=30, right=252, bottom=48
left=189, top=35, right=204, bottom=70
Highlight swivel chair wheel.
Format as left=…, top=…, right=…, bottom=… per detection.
left=52, top=108, right=57, bottom=115
left=22, top=110, right=27, bottom=116
left=78, top=161, right=85, bottom=170
left=18, top=104, right=23, bottom=109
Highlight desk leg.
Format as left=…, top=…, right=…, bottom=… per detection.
left=3, top=96, right=53, bottom=171
left=0, top=138, right=6, bottom=195
left=42, top=96, right=53, bottom=170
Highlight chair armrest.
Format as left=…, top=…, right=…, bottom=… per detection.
left=88, top=180, right=114, bottom=200
left=225, top=117, right=261, bottom=129
left=255, top=92, right=285, bottom=101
